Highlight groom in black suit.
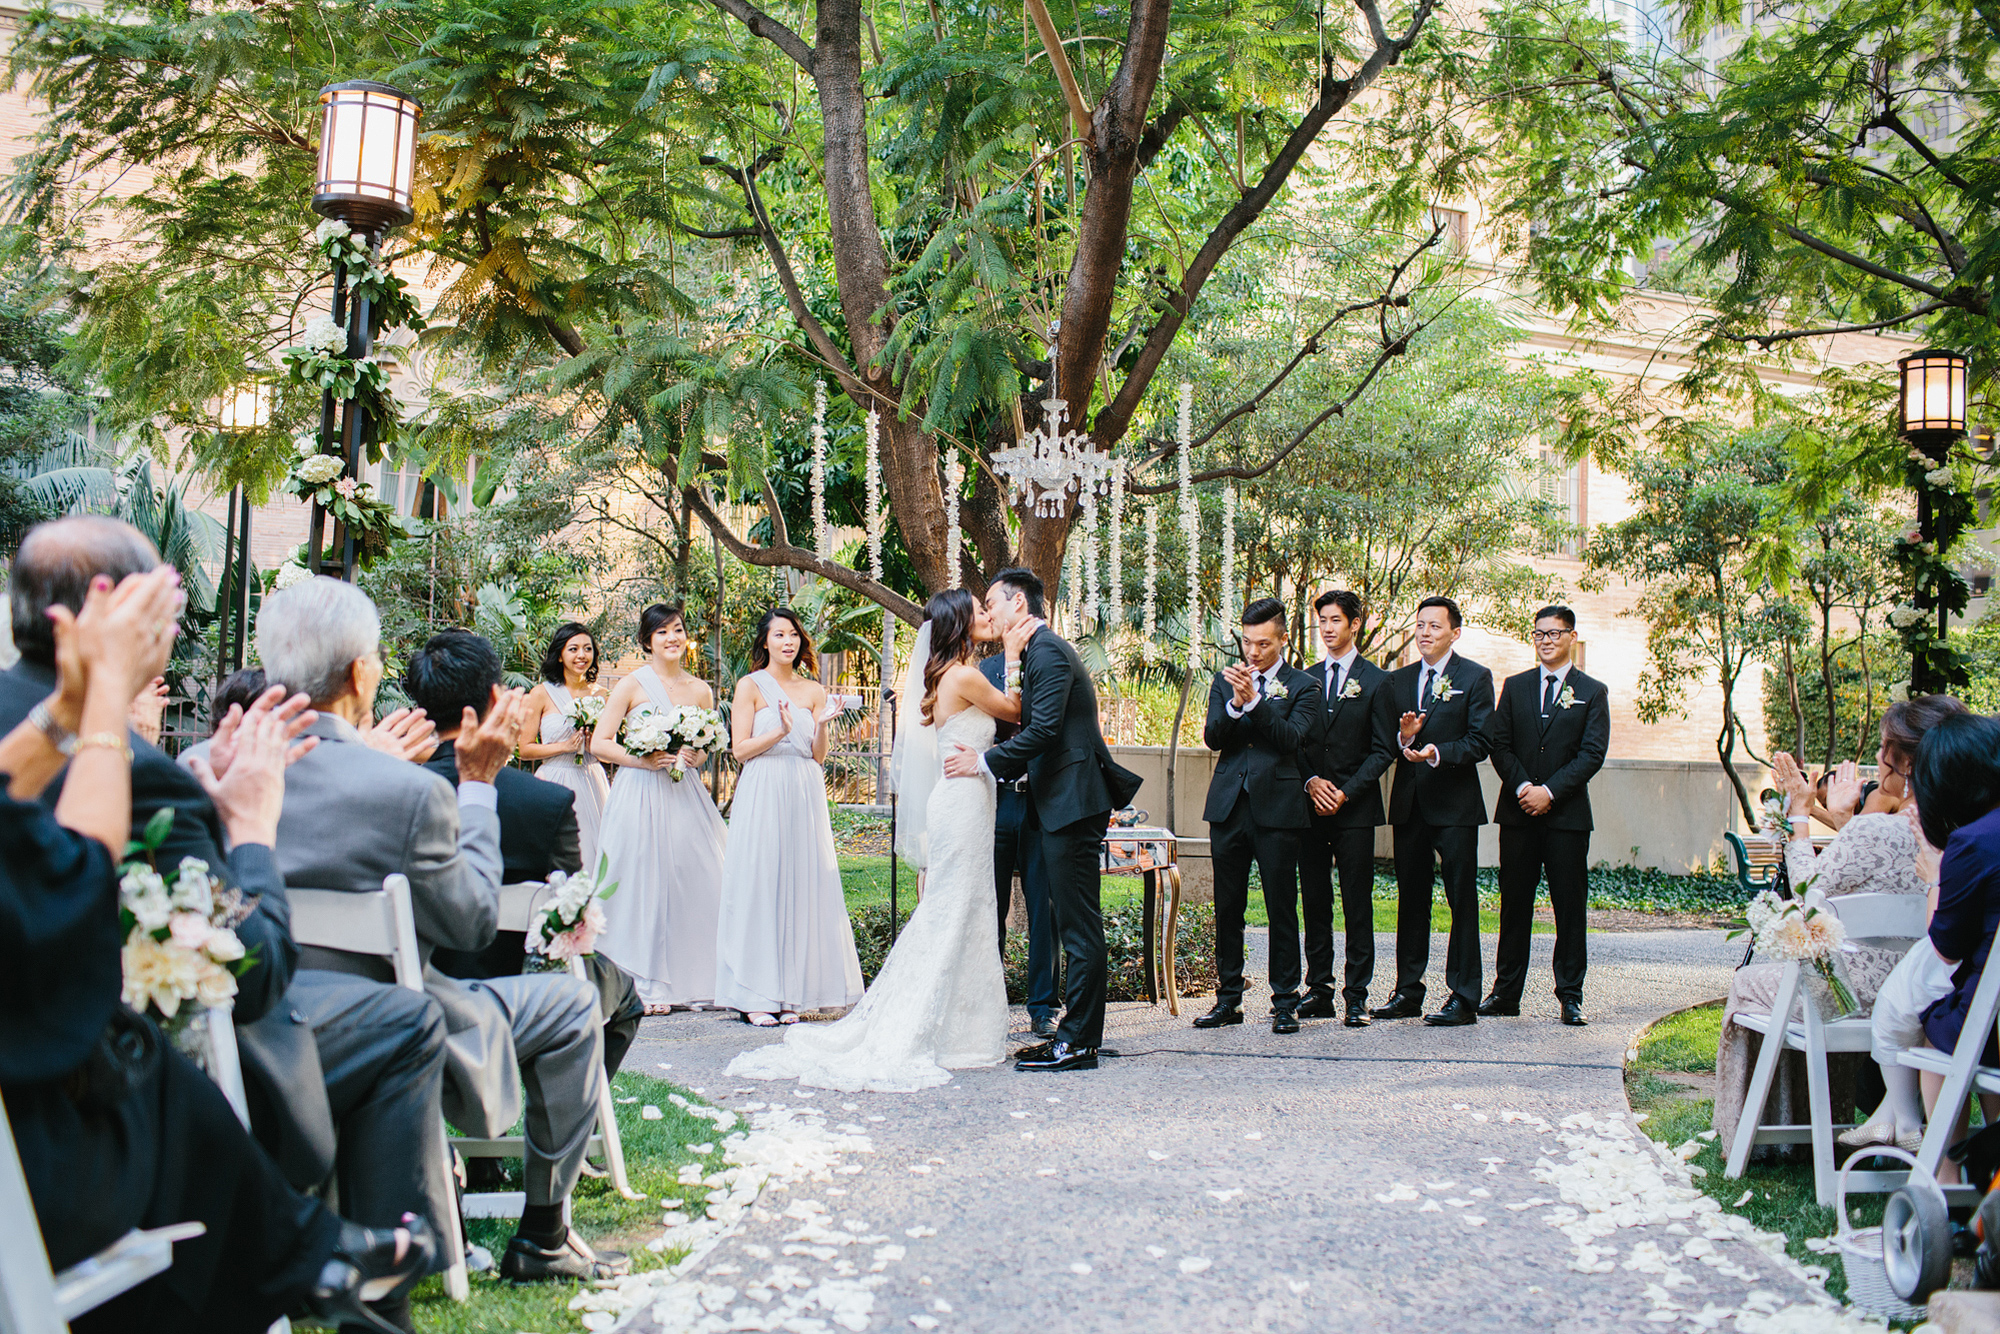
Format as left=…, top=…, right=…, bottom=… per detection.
left=1371, top=595, right=1494, bottom=1028
left=1296, top=589, right=1396, bottom=1028
left=943, top=567, right=1141, bottom=1072
left=1482, top=605, right=1610, bottom=1026
left=1196, top=597, right=1323, bottom=1034
left=982, top=651, right=1061, bottom=1039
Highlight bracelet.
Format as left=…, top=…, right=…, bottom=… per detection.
left=73, top=732, right=132, bottom=762
left=28, top=699, right=76, bottom=756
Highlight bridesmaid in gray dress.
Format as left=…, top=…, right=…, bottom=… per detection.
left=516, top=622, right=612, bottom=870
left=714, top=607, right=863, bottom=1026
left=591, top=602, right=728, bottom=1011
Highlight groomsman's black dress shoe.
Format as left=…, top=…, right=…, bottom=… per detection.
left=1422, top=998, right=1478, bottom=1027
left=1016, top=1040, right=1099, bottom=1072
left=1560, top=1000, right=1589, bottom=1026
left=1272, top=1010, right=1300, bottom=1035
left=1192, top=1003, right=1244, bottom=1028
left=1295, top=994, right=1339, bottom=1020
left=1343, top=1002, right=1371, bottom=1028
left=1475, top=994, right=1520, bottom=1018
left=1013, top=1039, right=1056, bottom=1062
left=1369, top=993, right=1423, bottom=1020
left=1030, top=1013, right=1059, bottom=1040
left=500, top=1227, right=631, bottom=1282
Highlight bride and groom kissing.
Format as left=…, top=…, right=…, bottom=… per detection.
left=727, top=568, right=1140, bottom=1092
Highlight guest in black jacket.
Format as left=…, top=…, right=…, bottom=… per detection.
left=407, top=631, right=644, bottom=1081
left=0, top=561, right=431, bottom=1334
left=1483, top=605, right=1610, bottom=1026
left=1295, top=589, right=1396, bottom=1027
left=1373, top=596, right=1495, bottom=1027
left=1196, top=597, right=1324, bottom=1034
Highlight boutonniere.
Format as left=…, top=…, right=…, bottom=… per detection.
left=1558, top=685, right=1578, bottom=710
left=1432, top=673, right=1458, bottom=701
left=1267, top=680, right=1290, bottom=700
left=1341, top=678, right=1364, bottom=699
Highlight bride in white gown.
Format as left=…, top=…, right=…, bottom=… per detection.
left=728, top=589, right=1033, bottom=1092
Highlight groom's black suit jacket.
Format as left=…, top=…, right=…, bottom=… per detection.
left=1202, top=662, right=1322, bottom=829
left=984, top=625, right=1141, bottom=829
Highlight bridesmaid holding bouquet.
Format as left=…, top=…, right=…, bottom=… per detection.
left=714, top=607, right=863, bottom=1026
left=516, top=621, right=612, bottom=868
left=592, top=601, right=728, bottom=1011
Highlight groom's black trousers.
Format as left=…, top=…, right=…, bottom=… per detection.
left=994, top=783, right=1060, bottom=1021
left=1031, top=804, right=1114, bottom=1051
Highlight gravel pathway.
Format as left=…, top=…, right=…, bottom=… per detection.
left=614, top=928, right=1860, bottom=1333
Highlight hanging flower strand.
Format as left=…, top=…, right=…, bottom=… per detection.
left=810, top=380, right=830, bottom=561
left=1109, top=458, right=1126, bottom=647
left=865, top=410, right=884, bottom=581
left=1178, top=383, right=1199, bottom=672
left=1220, top=483, right=1237, bottom=633
left=944, top=450, right=963, bottom=588
left=1142, top=504, right=1159, bottom=662
left=1080, top=488, right=1099, bottom=629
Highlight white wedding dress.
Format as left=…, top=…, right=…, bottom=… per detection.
left=727, top=706, right=1008, bottom=1092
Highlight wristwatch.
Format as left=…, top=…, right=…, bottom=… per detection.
left=28, top=699, right=77, bottom=756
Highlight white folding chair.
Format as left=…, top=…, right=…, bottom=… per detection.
left=202, top=1002, right=250, bottom=1128
left=287, top=876, right=470, bottom=1302
left=1725, top=892, right=1930, bottom=1205
left=0, top=1090, right=206, bottom=1333
left=1896, top=928, right=2000, bottom=1208
left=452, top=882, right=642, bottom=1219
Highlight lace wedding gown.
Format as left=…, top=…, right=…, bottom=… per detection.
left=728, top=706, right=1008, bottom=1092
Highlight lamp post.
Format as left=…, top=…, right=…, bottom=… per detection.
left=1896, top=348, right=1972, bottom=696
left=308, top=79, right=420, bottom=581
left=212, top=383, right=271, bottom=681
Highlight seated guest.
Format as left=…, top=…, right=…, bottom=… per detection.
left=258, top=578, right=625, bottom=1283
left=3, top=518, right=454, bottom=1333
left=407, top=630, right=644, bottom=1082
left=1910, top=711, right=2000, bottom=1173
left=0, top=563, right=433, bottom=1334
left=1712, top=697, right=1963, bottom=1150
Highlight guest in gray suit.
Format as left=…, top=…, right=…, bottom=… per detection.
left=256, top=577, right=626, bottom=1284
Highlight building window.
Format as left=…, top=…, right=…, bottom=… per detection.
left=1427, top=206, right=1468, bottom=255
left=1540, top=447, right=1585, bottom=557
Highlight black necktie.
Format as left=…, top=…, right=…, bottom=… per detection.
left=1542, top=674, right=1557, bottom=716
left=1328, top=662, right=1341, bottom=700
left=1256, top=673, right=1269, bottom=701
left=1420, top=667, right=1434, bottom=710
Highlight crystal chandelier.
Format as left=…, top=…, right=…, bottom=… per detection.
left=990, top=321, right=1112, bottom=517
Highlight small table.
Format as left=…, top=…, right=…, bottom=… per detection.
left=1100, top=826, right=1182, bottom=1015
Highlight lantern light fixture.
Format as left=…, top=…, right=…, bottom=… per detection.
left=312, top=80, right=421, bottom=234
left=1898, top=348, right=1969, bottom=454
left=216, top=382, right=272, bottom=432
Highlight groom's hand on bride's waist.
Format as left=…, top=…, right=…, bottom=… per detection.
left=941, top=742, right=986, bottom=779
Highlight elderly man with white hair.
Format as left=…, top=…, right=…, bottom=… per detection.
left=257, top=576, right=625, bottom=1284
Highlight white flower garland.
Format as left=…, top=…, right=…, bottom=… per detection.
left=1108, top=459, right=1125, bottom=641
left=1079, top=487, right=1098, bottom=627
left=1063, top=526, right=1083, bottom=636
left=1142, top=504, right=1159, bottom=662
left=810, top=380, right=830, bottom=561
left=944, top=450, right=963, bottom=587
left=864, top=410, right=883, bottom=581
left=1220, top=483, right=1237, bottom=632
left=1178, top=382, right=1199, bottom=672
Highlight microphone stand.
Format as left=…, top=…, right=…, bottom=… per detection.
left=884, top=685, right=900, bottom=941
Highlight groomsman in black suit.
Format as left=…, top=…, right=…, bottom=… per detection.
left=983, top=649, right=1061, bottom=1040
left=1482, top=606, right=1610, bottom=1026
left=1371, top=595, right=1494, bottom=1028
left=1295, top=590, right=1396, bottom=1028
left=1196, top=597, right=1324, bottom=1034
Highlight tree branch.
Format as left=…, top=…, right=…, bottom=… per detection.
left=681, top=483, right=924, bottom=624
left=1135, top=96, right=1194, bottom=170
left=1871, top=105, right=1978, bottom=197
left=703, top=0, right=816, bottom=71
left=1026, top=0, right=1096, bottom=148
left=1729, top=301, right=1948, bottom=349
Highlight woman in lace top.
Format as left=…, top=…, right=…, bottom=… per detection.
left=1711, top=697, right=1967, bottom=1149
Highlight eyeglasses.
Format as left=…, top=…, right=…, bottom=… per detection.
left=1530, top=629, right=1573, bottom=642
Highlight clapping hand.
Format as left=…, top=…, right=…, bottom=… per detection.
left=1223, top=663, right=1257, bottom=708
left=362, top=706, right=438, bottom=763
left=204, top=685, right=318, bottom=781
left=1771, top=752, right=1815, bottom=816
left=1824, top=760, right=1864, bottom=817
left=129, top=675, right=169, bottom=745
left=455, top=688, right=527, bottom=784
left=817, top=697, right=843, bottom=725
left=1398, top=709, right=1425, bottom=748
left=1402, top=742, right=1438, bottom=764
left=48, top=567, right=184, bottom=728
left=1909, top=802, right=1942, bottom=887
left=186, top=686, right=316, bottom=848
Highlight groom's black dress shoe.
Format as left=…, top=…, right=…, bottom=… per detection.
left=1369, top=993, right=1423, bottom=1020
left=1016, top=1041, right=1098, bottom=1072
left=1422, top=998, right=1478, bottom=1027
left=1560, top=1000, right=1589, bottom=1026
left=1013, top=1040, right=1056, bottom=1062
left=1343, top=1003, right=1371, bottom=1028
left=1192, top=1003, right=1243, bottom=1029
left=1271, top=1011, right=1300, bottom=1035
left=1475, top=994, right=1520, bottom=1018
left=1295, top=995, right=1338, bottom=1020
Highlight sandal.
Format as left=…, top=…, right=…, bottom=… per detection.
left=306, top=1214, right=437, bottom=1333
left=777, top=1012, right=801, bottom=1025
left=746, top=1012, right=779, bottom=1027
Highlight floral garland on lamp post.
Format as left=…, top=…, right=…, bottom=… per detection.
left=1177, top=383, right=1199, bottom=674
left=1891, top=442, right=1976, bottom=695
left=1142, top=504, right=1159, bottom=662
left=811, top=380, right=831, bottom=561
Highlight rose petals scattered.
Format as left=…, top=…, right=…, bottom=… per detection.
left=1733, top=1190, right=1754, bottom=1207
left=616, top=1096, right=637, bottom=1104
left=908, top=1165, right=933, bottom=1174
left=1418, top=1200, right=1443, bottom=1213
left=1375, top=1184, right=1421, bottom=1203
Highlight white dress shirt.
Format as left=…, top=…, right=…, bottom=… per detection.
left=1225, top=660, right=1287, bottom=718
left=1320, top=649, right=1360, bottom=704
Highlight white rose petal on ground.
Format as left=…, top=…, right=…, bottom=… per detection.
left=1070, top=1262, right=1092, bottom=1275
left=1418, top=1200, right=1443, bottom=1213
left=1374, top=1183, right=1421, bottom=1203
left=843, top=1102, right=859, bottom=1111
left=1424, top=1181, right=1455, bottom=1190
left=1452, top=1103, right=1470, bottom=1111
left=1288, top=1280, right=1309, bottom=1294
left=1471, top=1113, right=1489, bottom=1122
left=616, top=1096, right=637, bottom=1104
left=1036, top=1168, right=1058, bottom=1177
left=1207, top=1188, right=1244, bottom=1202
left=1146, top=1246, right=1168, bottom=1258
left=910, top=1318, right=940, bottom=1331
left=1245, top=1132, right=1264, bottom=1140
left=1462, top=1215, right=1486, bottom=1227
left=1011, top=1111, right=1031, bottom=1119
left=906, top=1226, right=937, bottom=1238
left=908, top=1165, right=933, bottom=1174
left=932, top=1299, right=952, bottom=1312
left=642, top=1105, right=663, bottom=1120
left=1178, top=1257, right=1212, bottom=1274
left=1148, top=1150, right=1169, bottom=1161
left=1733, top=1190, right=1754, bottom=1207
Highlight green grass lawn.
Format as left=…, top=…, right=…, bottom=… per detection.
left=838, top=853, right=1524, bottom=935
left=410, top=1072, right=710, bottom=1333
left=1625, top=1001, right=1875, bottom=1306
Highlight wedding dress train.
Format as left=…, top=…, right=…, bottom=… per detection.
left=727, top=706, right=1007, bottom=1091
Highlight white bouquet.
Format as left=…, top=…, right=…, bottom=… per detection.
left=619, top=705, right=679, bottom=758
left=119, top=810, right=254, bottom=1032
left=661, top=705, right=726, bottom=782
left=1730, top=881, right=1856, bottom=1013
left=562, top=693, right=605, bottom=764
left=1757, top=791, right=1790, bottom=839
left=528, top=857, right=619, bottom=965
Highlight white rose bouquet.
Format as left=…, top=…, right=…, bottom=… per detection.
left=619, top=705, right=679, bottom=758
left=661, top=705, right=726, bottom=782
left=118, top=809, right=256, bottom=1046
left=562, top=694, right=605, bottom=764
left=527, top=857, right=620, bottom=966
left=1729, top=880, right=1856, bottom=1014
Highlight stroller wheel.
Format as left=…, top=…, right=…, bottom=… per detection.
left=1883, top=1182, right=1953, bottom=1304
